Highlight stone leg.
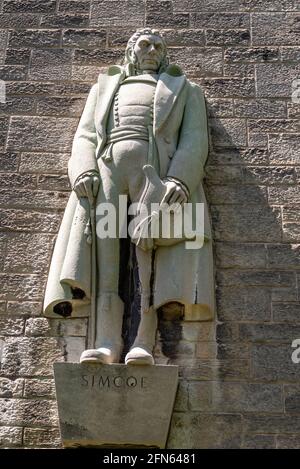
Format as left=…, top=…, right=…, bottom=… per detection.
left=80, top=157, right=126, bottom=364
left=125, top=247, right=157, bottom=365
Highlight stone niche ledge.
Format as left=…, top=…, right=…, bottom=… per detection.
left=54, top=362, right=178, bottom=449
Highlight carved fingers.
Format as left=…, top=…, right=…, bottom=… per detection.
left=161, top=180, right=188, bottom=207
left=74, top=173, right=100, bottom=204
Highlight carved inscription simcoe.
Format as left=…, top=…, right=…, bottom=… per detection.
left=81, top=374, right=147, bottom=389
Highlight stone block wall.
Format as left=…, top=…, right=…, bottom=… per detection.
left=0, top=0, right=300, bottom=449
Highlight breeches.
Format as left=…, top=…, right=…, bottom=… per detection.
left=95, top=140, right=150, bottom=294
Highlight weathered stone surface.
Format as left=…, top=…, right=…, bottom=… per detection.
left=194, top=13, right=249, bottom=29
left=160, top=29, right=205, bottom=47
left=251, top=344, right=300, bottom=382
left=240, top=0, right=296, bottom=11
left=248, top=119, right=299, bottom=133
left=173, top=380, right=188, bottom=412
left=211, top=205, right=282, bottom=242
left=7, top=116, right=77, bottom=152
left=73, top=48, right=124, bottom=66
left=4, top=233, right=54, bottom=274
left=267, top=244, right=300, bottom=268
left=0, top=14, right=40, bottom=29
left=90, top=1, right=144, bottom=27
left=0, top=208, right=62, bottom=233
left=40, top=13, right=89, bottom=28
left=240, top=323, right=300, bottom=343
left=0, top=152, right=19, bottom=172
left=0, top=85, right=29, bottom=109
left=208, top=147, right=268, bottom=165
left=242, top=434, right=276, bottom=449
left=49, top=318, right=88, bottom=337
left=173, top=0, right=241, bottom=11
left=209, top=118, right=247, bottom=147
left=37, top=175, right=70, bottom=191
left=215, top=242, right=267, bottom=268
left=234, top=98, right=286, bottom=118
left=25, top=318, right=51, bottom=336
left=273, top=303, right=300, bottom=323
left=181, top=322, right=215, bottom=342
left=0, top=65, right=27, bottom=81
left=206, top=98, right=234, bottom=118
left=0, top=273, right=46, bottom=301
left=257, top=64, right=300, bottom=97
left=24, top=378, right=55, bottom=398
left=218, top=270, right=295, bottom=288
left=57, top=336, right=86, bottom=362
left=3, top=0, right=56, bottom=12
left=146, top=3, right=189, bottom=28
left=62, top=29, right=106, bottom=48
left=8, top=30, right=60, bottom=48
left=6, top=301, right=42, bottom=317
left=169, top=47, right=222, bottom=76
left=1, top=337, right=63, bottom=376
left=0, top=426, right=23, bottom=447
left=23, top=427, right=61, bottom=447
left=206, top=29, right=250, bottom=46
left=225, top=47, right=280, bottom=63
left=29, top=49, right=73, bottom=80
left=201, top=78, right=255, bottom=98
left=189, top=381, right=282, bottom=412
left=0, top=377, right=24, bottom=397
left=0, top=318, right=25, bottom=336
left=20, top=152, right=69, bottom=174
left=217, top=286, right=271, bottom=321
left=244, top=415, right=300, bottom=434
left=179, top=359, right=250, bottom=381
left=269, top=186, right=300, bottom=204
left=205, top=165, right=243, bottom=184
left=36, top=97, right=85, bottom=117
left=284, top=385, right=300, bottom=414
left=276, top=435, right=300, bottom=449
left=0, top=398, right=58, bottom=426
left=252, top=13, right=300, bottom=45
left=244, top=166, right=296, bottom=185
left=5, top=48, right=31, bottom=65
left=224, top=63, right=254, bottom=77
left=208, top=185, right=268, bottom=205
left=282, top=208, right=300, bottom=242
left=269, top=135, right=300, bottom=165
left=168, top=412, right=242, bottom=449
left=54, top=363, right=178, bottom=448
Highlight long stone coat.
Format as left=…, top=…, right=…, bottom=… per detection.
left=43, top=65, right=215, bottom=320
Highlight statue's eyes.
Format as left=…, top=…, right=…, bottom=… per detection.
left=139, top=40, right=149, bottom=48
left=155, top=44, right=163, bottom=51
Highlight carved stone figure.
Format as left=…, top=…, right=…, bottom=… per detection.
left=43, top=28, right=214, bottom=365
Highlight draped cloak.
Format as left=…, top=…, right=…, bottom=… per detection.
left=43, top=64, right=215, bottom=321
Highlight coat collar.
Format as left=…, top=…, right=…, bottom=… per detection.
left=95, top=65, right=186, bottom=136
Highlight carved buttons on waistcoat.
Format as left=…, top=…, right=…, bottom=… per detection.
left=164, top=137, right=171, bottom=144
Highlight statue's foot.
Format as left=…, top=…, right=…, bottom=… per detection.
left=80, top=347, right=120, bottom=364
left=125, top=346, right=154, bottom=365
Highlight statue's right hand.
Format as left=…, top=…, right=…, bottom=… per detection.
left=73, top=173, right=100, bottom=204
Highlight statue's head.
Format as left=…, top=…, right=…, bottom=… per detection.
left=124, top=28, right=169, bottom=73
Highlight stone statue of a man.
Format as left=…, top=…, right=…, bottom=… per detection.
left=43, top=28, right=214, bottom=365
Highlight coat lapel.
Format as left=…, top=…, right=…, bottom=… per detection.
left=154, top=72, right=186, bottom=133
left=95, top=70, right=124, bottom=138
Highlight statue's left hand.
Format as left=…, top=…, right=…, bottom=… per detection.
left=161, top=180, right=188, bottom=206
left=73, top=173, right=100, bottom=204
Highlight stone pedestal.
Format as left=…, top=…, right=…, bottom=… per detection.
left=54, top=363, right=178, bottom=448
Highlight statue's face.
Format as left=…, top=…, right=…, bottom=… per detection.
left=133, top=34, right=165, bottom=71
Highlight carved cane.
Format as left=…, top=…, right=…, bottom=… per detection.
left=88, top=200, right=97, bottom=349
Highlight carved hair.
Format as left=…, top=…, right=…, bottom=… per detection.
left=124, top=28, right=169, bottom=72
